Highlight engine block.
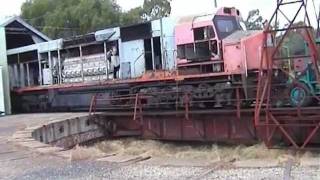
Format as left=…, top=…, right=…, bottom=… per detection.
left=63, top=54, right=109, bottom=83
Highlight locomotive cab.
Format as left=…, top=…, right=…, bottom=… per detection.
left=175, top=7, right=243, bottom=75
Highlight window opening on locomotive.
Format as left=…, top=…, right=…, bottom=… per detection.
left=193, top=26, right=215, bottom=41
left=213, top=15, right=241, bottom=39
left=145, top=37, right=162, bottom=71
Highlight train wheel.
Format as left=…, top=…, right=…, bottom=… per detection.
left=289, top=84, right=312, bottom=107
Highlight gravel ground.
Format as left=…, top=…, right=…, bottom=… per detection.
left=3, top=162, right=320, bottom=180
left=204, top=167, right=320, bottom=180
left=12, top=162, right=205, bottom=180
left=0, top=114, right=319, bottom=180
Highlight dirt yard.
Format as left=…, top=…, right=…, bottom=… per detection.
left=0, top=113, right=319, bottom=180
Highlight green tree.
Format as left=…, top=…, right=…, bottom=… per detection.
left=120, top=0, right=172, bottom=25
left=21, top=0, right=121, bottom=38
left=120, top=7, right=144, bottom=26
left=21, top=0, right=172, bottom=38
left=142, top=0, right=172, bottom=21
left=21, top=0, right=53, bottom=30
left=245, top=9, right=263, bottom=30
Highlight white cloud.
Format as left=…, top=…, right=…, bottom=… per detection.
left=115, top=0, right=276, bottom=19
left=0, top=0, right=25, bottom=18
left=117, top=0, right=144, bottom=11
left=115, top=0, right=319, bottom=26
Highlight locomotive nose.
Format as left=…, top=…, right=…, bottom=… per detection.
left=222, top=30, right=266, bottom=74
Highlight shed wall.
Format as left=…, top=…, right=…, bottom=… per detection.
left=0, top=66, right=4, bottom=114
left=0, top=27, right=11, bottom=114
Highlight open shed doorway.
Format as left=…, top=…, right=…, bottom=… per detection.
left=144, top=37, right=162, bottom=71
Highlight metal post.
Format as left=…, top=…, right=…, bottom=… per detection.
left=151, top=38, right=155, bottom=70
left=58, top=49, right=62, bottom=84
left=26, top=63, right=30, bottom=86
left=184, top=93, right=190, bottom=121
left=104, top=41, right=108, bottom=80
left=139, top=97, right=143, bottom=124
left=317, top=4, right=320, bottom=38
left=89, top=94, right=97, bottom=116
left=17, top=54, right=20, bottom=87
left=160, top=18, right=165, bottom=70
left=118, top=39, right=122, bottom=79
left=13, top=64, right=18, bottom=87
left=236, top=88, right=241, bottom=120
left=134, top=93, right=139, bottom=121
left=38, top=52, right=42, bottom=85
left=214, top=0, right=217, bottom=8
left=48, top=51, right=52, bottom=85
left=79, top=46, right=84, bottom=82
left=20, top=63, right=25, bottom=87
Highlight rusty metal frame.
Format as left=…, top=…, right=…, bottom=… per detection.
left=255, top=0, right=320, bottom=149
left=89, top=94, right=97, bottom=117
left=89, top=83, right=246, bottom=141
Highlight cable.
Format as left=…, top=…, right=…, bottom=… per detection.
left=23, top=16, right=80, bottom=30
left=33, top=26, right=80, bottom=30
left=312, top=0, right=319, bottom=21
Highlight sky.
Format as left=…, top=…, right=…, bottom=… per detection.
left=1, top=0, right=320, bottom=26
left=117, top=0, right=276, bottom=18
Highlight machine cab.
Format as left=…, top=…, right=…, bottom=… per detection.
left=175, top=7, right=242, bottom=74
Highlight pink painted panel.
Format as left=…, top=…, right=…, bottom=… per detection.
left=175, top=21, right=214, bottom=45
left=175, top=7, right=241, bottom=46
left=175, top=23, right=194, bottom=45
left=216, top=7, right=240, bottom=17
left=223, top=42, right=244, bottom=74
left=242, top=31, right=265, bottom=70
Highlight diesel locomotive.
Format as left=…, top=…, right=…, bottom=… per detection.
left=8, top=7, right=317, bottom=112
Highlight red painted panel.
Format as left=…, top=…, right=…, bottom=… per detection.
left=111, top=112, right=256, bottom=144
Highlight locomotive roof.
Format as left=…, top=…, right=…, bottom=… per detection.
left=223, top=30, right=261, bottom=44
left=176, top=7, right=241, bottom=25
left=177, top=14, right=215, bottom=24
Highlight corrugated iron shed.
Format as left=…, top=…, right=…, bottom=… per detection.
left=0, top=16, right=50, bottom=114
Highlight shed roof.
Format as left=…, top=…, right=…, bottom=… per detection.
left=0, top=16, right=51, bottom=41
